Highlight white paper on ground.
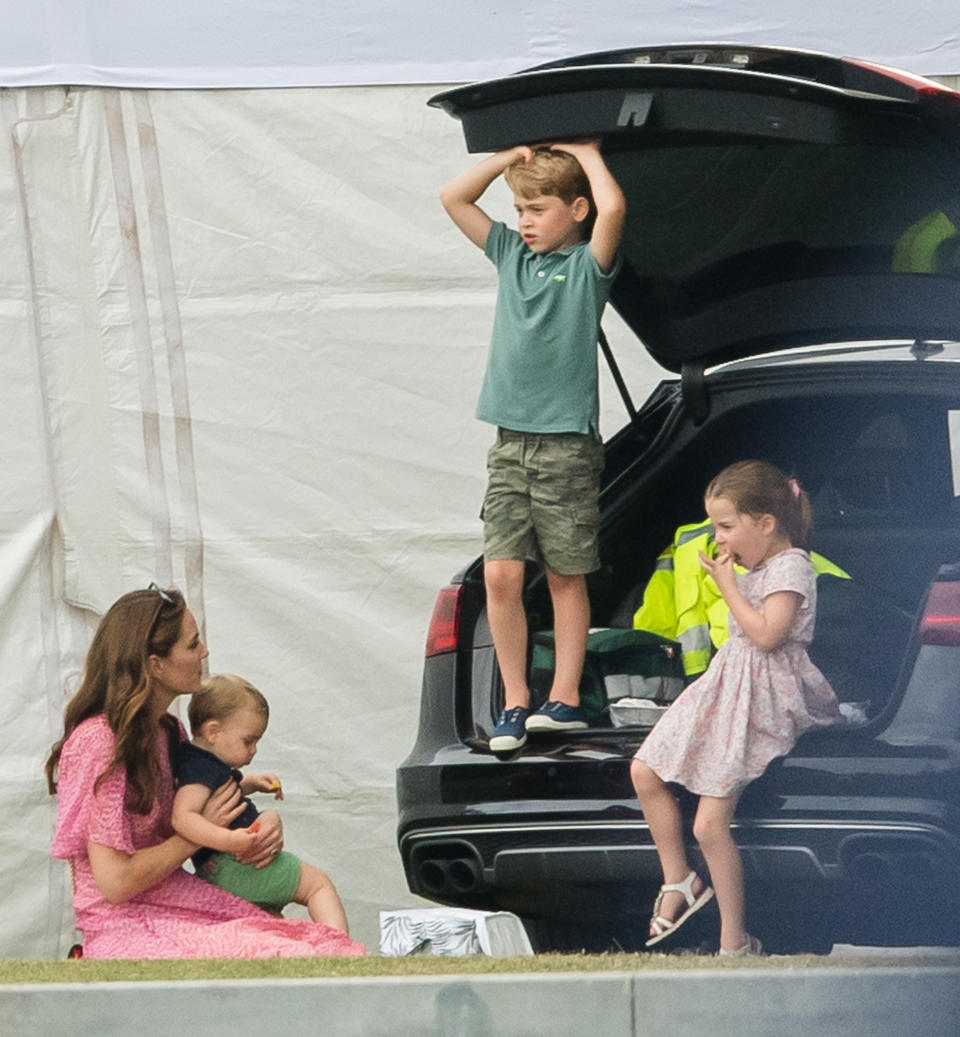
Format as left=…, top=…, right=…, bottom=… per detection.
left=379, top=908, right=534, bottom=957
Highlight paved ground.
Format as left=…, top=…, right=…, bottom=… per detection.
left=7, top=950, right=960, bottom=1037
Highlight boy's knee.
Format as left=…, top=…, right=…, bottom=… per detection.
left=484, top=560, right=524, bottom=599
left=545, top=568, right=586, bottom=593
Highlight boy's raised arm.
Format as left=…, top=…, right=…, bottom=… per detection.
left=440, top=146, right=532, bottom=249
left=551, top=140, right=626, bottom=274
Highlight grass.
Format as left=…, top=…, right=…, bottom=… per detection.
left=2, top=949, right=957, bottom=985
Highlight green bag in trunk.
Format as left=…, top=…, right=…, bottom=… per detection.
left=529, top=627, right=683, bottom=723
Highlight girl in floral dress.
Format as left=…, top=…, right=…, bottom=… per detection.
left=45, top=586, right=366, bottom=959
left=631, top=460, right=841, bottom=956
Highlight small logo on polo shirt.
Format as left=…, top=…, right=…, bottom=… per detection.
left=553, top=274, right=566, bottom=283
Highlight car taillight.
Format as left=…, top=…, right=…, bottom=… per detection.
left=424, top=584, right=463, bottom=657
left=847, top=58, right=959, bottom=98
left=919, top=580, right=960, bottom=646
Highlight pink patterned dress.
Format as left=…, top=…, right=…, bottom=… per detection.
left=635, top=548, right=842, bottom=797
left=51, top=715, right=366, bottom=959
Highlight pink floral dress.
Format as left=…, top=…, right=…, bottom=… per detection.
left=51, top=715, right=366, bottom=959
left=634, top=548, right=841, bottom=797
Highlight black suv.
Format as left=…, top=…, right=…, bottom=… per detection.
left=396, top=44, right=960, bottom=953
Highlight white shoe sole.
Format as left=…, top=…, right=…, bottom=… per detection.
left=525, top=716, right=588, bottom=733
left=489, top=732, right=527, bottom=751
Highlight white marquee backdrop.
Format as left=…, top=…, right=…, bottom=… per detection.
left=0, top=1, right=957, bottom=87
left=2, top=4, right=958, bottom=958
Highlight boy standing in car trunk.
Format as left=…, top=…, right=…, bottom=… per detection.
left=441, top=140, right=626, bottom=751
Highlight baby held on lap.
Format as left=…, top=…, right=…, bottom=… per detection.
left=172, top=673, right=349, bottom=932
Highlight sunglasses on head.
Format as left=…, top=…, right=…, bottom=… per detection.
left=147, top=582, right=175, bottom=606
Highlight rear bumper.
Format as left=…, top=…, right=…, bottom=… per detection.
left=400, top=816, right=960, bottom=900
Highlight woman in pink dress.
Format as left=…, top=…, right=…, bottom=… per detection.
left=45, top=585, right=366, bottom=959
left=631, top=461, right=841, bottom=957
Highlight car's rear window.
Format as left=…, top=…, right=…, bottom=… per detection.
left=607, top=138, right=960, bottom=314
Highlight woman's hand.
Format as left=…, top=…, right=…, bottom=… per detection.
left=200, top=779, right=246, bottom=828
left=234, top=809, right=284, bottom=869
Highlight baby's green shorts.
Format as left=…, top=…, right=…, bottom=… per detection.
left=198, top=849, right=301, bottom=910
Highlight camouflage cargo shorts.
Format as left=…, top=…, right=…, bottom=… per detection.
left=482, top=427, right=604, bottom=575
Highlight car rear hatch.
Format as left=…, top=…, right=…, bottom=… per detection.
left=430, top=43, right=960, bottom=381
left=423, top=44, right=960, bottom=745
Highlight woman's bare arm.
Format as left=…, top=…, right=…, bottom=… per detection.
left=87, top=778, right=247, bottom=904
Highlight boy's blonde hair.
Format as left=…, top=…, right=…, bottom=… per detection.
left=504, top=148, right=595, bottom=223
left=188, top=673, right=269, bottom=735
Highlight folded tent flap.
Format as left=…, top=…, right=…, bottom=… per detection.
left=530, top=627, right=684, bottom=722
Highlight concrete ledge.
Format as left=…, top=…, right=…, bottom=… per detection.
left=7, top=966, right=960, bottom=1037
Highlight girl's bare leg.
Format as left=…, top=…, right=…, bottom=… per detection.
left=294, top=862, right=349, bottom=933
left=693, top=794, right=747, bottom=951
left=631, top=760, right=706, bottom=929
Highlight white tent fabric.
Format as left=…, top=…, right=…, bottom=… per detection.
left=2, top=1, right=959, bottom=87
left=4, top=82, right=657, bottom=955
left=4, top=6, right=958, bottom=958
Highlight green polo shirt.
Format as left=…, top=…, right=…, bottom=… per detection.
left=476, top=221, right=620, bottom=434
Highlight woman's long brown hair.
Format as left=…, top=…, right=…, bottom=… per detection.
left=45, top=588, right=186, bottom=814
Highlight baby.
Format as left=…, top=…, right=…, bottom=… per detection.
left=172, top=673, right=348, bottom=932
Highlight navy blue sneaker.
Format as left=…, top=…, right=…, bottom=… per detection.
left=525, top=700, right=588, bottom=733
left=489, top=706, right=531, bottom=751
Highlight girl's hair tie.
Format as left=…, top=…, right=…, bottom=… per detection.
left=788, top=477, right=801, bottom=499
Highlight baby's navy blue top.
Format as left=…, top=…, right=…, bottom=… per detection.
left=173, top=741, right=259, bottom=869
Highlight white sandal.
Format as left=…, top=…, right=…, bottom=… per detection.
left=645, top=870, right=715, bottom=947
left=718, top=934, right=764, bottom=957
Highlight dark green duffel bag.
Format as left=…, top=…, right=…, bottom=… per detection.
left=529, top=627, right=683, bottom=723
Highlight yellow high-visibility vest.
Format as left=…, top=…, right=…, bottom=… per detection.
left=633, top=520, right=849, bottom=677
left=893, top=210, right=960, bottom=273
